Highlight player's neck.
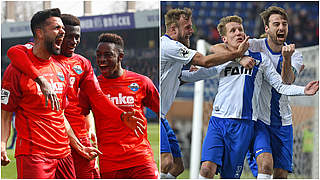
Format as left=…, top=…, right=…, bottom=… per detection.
left=32, top=42, right=52, bottom=60
left=165, top=31, right=177, bottom=41
left=267, top=38, right=282, bottom=53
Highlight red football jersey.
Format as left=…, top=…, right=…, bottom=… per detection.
left=1, top=48, right=70, bottom=158
left=79, top=70, right=159, bottom=173
left=53, top=54, right=97, bottom=138
left=7, top=44, right=125, bottom=139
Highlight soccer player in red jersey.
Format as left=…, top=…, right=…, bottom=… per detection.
left=1, top=8, right=80, bottom=178
left=79, top=33, right=159, bottom=179
left=4, top=13, right=145, bottom=178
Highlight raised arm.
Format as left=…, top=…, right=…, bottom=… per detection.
left=1, top=110, right=13, bottom=166
left=209, top=39, right=255, bottom=69
left=7, top=44, right=60, bottom=111
left=191, top=36, right=249, bottom=68
left=263, top=58, right=318, bottom=96
left=281, top=44, right=302, bottom=84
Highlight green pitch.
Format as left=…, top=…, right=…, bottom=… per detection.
left=1, top=123, right=159, bottom=178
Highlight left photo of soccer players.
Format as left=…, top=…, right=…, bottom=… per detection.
left=1, top=1, right=160, bottom=179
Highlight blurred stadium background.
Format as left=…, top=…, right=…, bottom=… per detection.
left=161, top=1, right=319, bottom=179
left=1, top=1, right=159, bottom=178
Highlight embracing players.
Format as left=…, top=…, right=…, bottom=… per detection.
left=160, top=7, right=252, bottom=178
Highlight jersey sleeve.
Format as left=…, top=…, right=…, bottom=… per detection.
left=180, top=66, right=218, bottom=83
left=291, top=50, right=303, bottom=76
left=78, top=58, right=124, bottom=119
left=261, top=56, right=305, bottom=96
left=1, top=65, right=23, bottom=112
left=248, top=38, right=265, bottom=52
left=7, top=43, right=41, bottom=80
left=162, top=39, right=197, bottom=65
left=78, top=89, right=91, bottom=116
left=141, top=76, right=160, bottom=115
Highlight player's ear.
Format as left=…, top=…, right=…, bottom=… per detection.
left=221, top=36, right=227, bottom=43
left=118, top=51, right=124, bottom=61
left=265, top=25, right=269, bottom=33
left=35, top=28, right=44, bottom=40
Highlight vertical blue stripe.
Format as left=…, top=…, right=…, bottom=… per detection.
left=270, top=56, right=283, bottom=126
left=241, top=51, right=261, bottom=119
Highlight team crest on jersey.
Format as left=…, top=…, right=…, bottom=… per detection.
left=72, top=65, right=83, bottom=75
left=57, top=72, right=65, bottom=81
left=1, top=88, right=10, bottom=105
left=128, top=83, right=140, bottom=92
left=179, top=47, right=190, bottom=58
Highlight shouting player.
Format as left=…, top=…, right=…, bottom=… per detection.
left=5, top=13, right=145, bottom=178
left=160, top=7, right=252, bottom=178
left=79, top=33, right=159, bottom=178
left=211, top=6, right=305, bottom=179
left=1, top=8, right=80, bottom=178
left=177, top=15, right=318, bottom=178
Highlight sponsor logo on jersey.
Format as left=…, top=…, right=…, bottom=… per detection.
left=69, top=77, right=76, bottom=87
left=128, top=83, right=140, bottom=92
left=107, top=93, right=134, bottom=106
left=224, top=65, right=253, bottom=76
left=57, top=72, right=65, bottom=81
left=72, top=65, right=83, bottom=75
left=1, top=88, right=10, bottom=105
left=179, top=47, right=190, bottom=58
left=36, top=79, right=65, bottom=94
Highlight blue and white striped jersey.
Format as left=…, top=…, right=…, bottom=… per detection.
left=249, top=38, right=303, bottom=126
left=160, top=35, right=197, bottom=116
left=180, top=51, right=305, bottom=121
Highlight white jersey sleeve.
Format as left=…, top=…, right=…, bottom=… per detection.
left=291, top=51, right=303, bottom=76
left=260, top=53, right=305, bottom=96
left=180, top=67, right=218, bottom=83
left=248, top=38, right=266, bottom=52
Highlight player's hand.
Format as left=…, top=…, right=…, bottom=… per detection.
left=236, top=36, right=250, bottom=57
left=189, top=65, right=199, bottom=72
left=282, top=44, right=295, bottom=59
left=35, top=76, right=60, bottom=111
left=1, top=144, right=10, bottom=166
left=304, top=81, right=319, bottom=95
left=79, top=146, right=102, bottom=161
left=121, top=110, right=146, bottom=138
left=88, top=128, right=97, bottom=148
left=239, top=56, right=255, bottom=69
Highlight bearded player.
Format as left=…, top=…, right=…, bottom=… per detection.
left=79, top=33, right=159, bottom=178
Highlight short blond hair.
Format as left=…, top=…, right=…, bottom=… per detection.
left=217, top=15, right=243, bottom=37
left=164, top=8, right=192, bottom=30
left=260, top=6, right=288, bottom=27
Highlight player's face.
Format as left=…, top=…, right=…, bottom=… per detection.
left=61, top=25, right=81, bottom=57
left=266, top=14, right=288, bottom=45
left=96, top=42, right=122, bottom=78
left=177, top=15, right=194, bottom=47
left=42, top=17, right=65, bottom=55
left=223, top=22, right=245, bottom=50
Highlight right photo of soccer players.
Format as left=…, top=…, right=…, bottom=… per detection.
left=160, top=1, right=319, bottom=179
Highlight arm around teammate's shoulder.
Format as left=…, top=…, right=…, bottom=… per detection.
left=191, top=36, right=249, bottom=68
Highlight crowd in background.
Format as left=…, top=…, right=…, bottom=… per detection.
left=161, top=1, right=319, bottom=49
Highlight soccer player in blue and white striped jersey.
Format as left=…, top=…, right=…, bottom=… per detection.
left=160, top=8, right=252, bottom=178
left=179, top=15, right=318, bottom=179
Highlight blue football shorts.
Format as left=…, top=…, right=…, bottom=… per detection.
left=201, top=116, right=255, bottom=178
left=250, top=119, right=293, bottom=173
left=160, top=117, right=182, bottom=158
